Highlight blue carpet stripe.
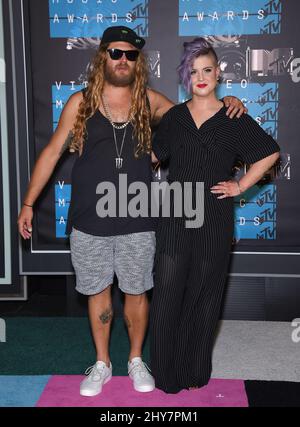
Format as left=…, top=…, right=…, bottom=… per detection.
left=0, top=376, right=51, bottom=407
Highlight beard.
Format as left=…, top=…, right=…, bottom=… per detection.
left=104, top=63, right=136, bottom=87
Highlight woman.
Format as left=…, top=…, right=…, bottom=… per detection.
left=150, top=38, right=280, bottom=394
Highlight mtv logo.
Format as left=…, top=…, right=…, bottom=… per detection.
left=277, top=153, right=290, bottom=180
left=0, top=318, right=6, bottom=343
left=147, top=51, right=160, bottom=78
left=65, top=37, right=101, bottom=51
left=246, top=48, right=294, bottom=77
left=206, top=35, right=242, bottom=48
left=256, top=225, right=277, bottom=240
left=260, top=153, right=289, bottom=181
left=218, top=47, right=246, bottom=81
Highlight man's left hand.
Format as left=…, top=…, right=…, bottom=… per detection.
left=223, top=96, right=248, bottom=119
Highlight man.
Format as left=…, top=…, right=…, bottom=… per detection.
left=18, top=26, right=246, bottom=397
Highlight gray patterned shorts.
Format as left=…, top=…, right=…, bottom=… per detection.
left=69, top=227, right=156, bottom=295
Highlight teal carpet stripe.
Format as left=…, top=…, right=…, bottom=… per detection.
left=0, top=318, right=150, bottom=375
left=0, top=376, right=50, bottom=407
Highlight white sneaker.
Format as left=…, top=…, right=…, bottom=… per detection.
left=128, top=357, right=155, bottom=392
left=80, top=361, right=112, bottom=397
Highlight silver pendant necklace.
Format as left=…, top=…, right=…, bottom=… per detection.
left=101, top=94, right=131, bottom=168
left=112, top=125, right=127, bottom=169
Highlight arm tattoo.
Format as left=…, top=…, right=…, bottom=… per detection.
left=59, top=131, right=73, bottom=156
left=99, top=306, right=113, bottom=324
left=124, top=315, right=132, bottom=329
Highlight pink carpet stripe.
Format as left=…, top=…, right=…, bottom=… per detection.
left=36, top=376, right=248, bottom=407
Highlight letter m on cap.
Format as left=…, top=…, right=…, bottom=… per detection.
left=0, top=318, right=6, bottom=343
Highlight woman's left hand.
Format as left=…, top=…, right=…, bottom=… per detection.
left=210, top=180, right=241, bottom=199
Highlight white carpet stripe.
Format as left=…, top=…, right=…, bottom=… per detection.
left=212, top=320, right=300, bottom=382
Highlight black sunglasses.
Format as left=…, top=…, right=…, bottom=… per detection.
left=107, top=48, right=140, bottom=61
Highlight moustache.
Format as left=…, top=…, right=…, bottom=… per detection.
left=115, top=65, right=129, bottom=70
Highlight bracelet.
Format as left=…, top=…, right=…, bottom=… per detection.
left=23, top=203, right=33, bottom=208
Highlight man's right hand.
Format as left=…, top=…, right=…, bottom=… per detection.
left=16, top=91, right=83, bottom=241
left=18, top=205, right=33, bottom=239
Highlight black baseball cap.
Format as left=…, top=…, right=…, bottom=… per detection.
left=100, top=26, right=145, bottom=49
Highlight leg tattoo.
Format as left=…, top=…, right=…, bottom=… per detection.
left=99, top=306, right=113, bottom=324
left=124, top=315, right=132, bottom=329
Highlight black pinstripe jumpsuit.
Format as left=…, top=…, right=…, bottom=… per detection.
left=150, top=102, right=280, bottom=393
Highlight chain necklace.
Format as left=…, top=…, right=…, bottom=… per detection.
left=112, top=125, right=127, bottom=169
left=101, top=94, right=131, bottom=169
left=101, top=94, right=131, bottom=129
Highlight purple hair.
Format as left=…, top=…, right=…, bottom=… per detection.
left=177, top=37, right=218, bottom=94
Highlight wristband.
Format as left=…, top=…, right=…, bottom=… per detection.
left=23, top=203, right=33, bottom=208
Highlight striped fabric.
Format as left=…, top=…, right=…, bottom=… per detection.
left=150, top=102, right=280, bottom=393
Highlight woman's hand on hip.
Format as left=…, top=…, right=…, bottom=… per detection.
left=210, top=180, right=241, bottom=199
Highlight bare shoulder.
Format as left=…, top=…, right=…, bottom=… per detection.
left=147, top=88, right=174, bottom=110
left=46, top=90, right=85, bottom=155
left=65, top=90, right=84, bottom=112
left=146, top=87, right=161, bottom=103
left=59, top=90, right=83, bottom=125
left=147, top=88, right=174, bottom=123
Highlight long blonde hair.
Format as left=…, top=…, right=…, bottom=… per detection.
left=69, top=44, right=151, bottom=158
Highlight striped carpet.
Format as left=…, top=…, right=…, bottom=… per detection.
left=0, top=376, right=247, bottom=407
left=0, top=318, right=299, bottom=407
